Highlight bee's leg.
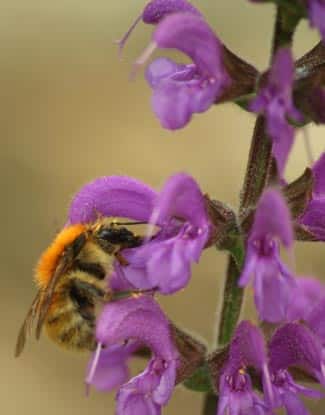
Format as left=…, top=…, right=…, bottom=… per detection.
left=115, top=251, right=129, bottom=266
left=71, top=278, right=112, bottom=304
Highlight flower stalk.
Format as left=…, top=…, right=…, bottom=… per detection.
left=203, top=5, right=300, bottom=414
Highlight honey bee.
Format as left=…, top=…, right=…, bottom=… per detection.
left=15, top=218, right=143, bottom=357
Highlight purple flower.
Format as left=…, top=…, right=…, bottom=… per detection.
left=117, top=0, right=201, bottom=53
left=265, top=322, right=324, bottom=414
left=299, top=152, right=325, bottom=240
left=239, top=189, right=296, bottom=323
left=134, top=13, right=230, bottom=130
left=286, top=276, right=325, bottom=322
left=250, top=48, right=302, bottom=176
left=286, top=276, right=325, bottom=344
left=120, top=173, right=211, bottom=293
left=86, top=296, right=179, bottom=415
left=69, top=173, right=211, bottom=295
left=217, top=321, right=271, bottom=415
left=307, top=0, right=325, bottom=42
left=86, top=342, right=140, bottom=392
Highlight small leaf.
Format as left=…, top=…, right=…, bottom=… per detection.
left=183, top=364, right=213, bottom=392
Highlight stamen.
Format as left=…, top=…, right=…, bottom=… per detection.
left=115, top=14, right=143, bottom=57
left=130, top=41, right=157, bottom=81
left=302, top=127, right=314, bottom=165
left=262, top=363, right=274, bottom=403
left=85, top=342, right=103, bottom=394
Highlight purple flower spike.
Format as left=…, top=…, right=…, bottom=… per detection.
left=117, top=0, right=200, bottom=54
left=68, top=176, right=157, bottom=224
left=87, top=296, right=178, bottom=414
left=308, top=0, right=325, bottom=42
left=299, top=152, right=325, bottom=240
left=135, top=13, right=230, bottom=129
left=239, top=189, right=296, bottom=323
left=218, top=321, right=271, bottom=415
left=121, top=173, right=211, bottom=294
left=266, top=322, right=324, bottom=413
left=250, top=48, right=302, bottom=176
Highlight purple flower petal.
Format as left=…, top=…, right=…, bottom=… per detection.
left=311, top=152, right=325, bottom=196
left=300, top=198, right=325, bottom=240
left=86, top=342, right=139, bottom=392
left=250, top=189, right=293, bottom=247
left=239, top=190, right=295, bottom=322
left=250, top=48, right=301, bottom=177
left=267, top=370, right=321, bottom=415
left=116, top=0, right=201, bottom=55
left=138, top=13, right=230, bottom=129
left=68, top=176, right=157, bottom=224
left=117, top=388, right=161, bottom=415
left=269, top=323, right=325, bottom=384
left=153, top=13, right=223, bottom=78
left=306, top=297, right=325, bottom=343
left=286, top=276, right=325, bottom=322
left=308, top=0, right=325, bottom=42
left=150, top=173, right=209, bottom=228
left=227, top=321, right=268, bottom=371
left=217, top=322, right=270, bottom=415
left=253, top=257, right=296, bottom=323
left=119, top=173, right=210, bottom=294
left=91, top=296, right=178, bottom=412
left=142, top=0, right=201, bottom=24
left=299, top=153, right=325, bottom=240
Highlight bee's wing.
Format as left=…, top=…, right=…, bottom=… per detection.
left=15, top=290, right=42, bottom=357
left=16, top=233, right=88, bottom=355
left=35, top=242, right=84, bottom=340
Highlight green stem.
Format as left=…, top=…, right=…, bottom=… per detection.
left=217, top=256, right=244, bottom=346
left=203, top=393, right=218, bottom=415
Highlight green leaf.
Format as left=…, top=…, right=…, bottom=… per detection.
left=183, top=365, right=213, bottom=393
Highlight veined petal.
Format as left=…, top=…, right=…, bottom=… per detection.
left=68, top=176, right=157, bottom=224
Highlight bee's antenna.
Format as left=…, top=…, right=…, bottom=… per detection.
left=112, top=221, right=147, bottom=226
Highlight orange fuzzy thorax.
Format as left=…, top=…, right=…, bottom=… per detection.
left=35, top=224, right=87, bottom=289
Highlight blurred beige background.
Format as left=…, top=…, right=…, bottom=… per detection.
left=2, top=0, right=325, bottom=414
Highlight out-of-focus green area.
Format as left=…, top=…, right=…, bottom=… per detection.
left=1, top=1, right=324, bottom=414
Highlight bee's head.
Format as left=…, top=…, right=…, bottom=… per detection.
left=95, top=225, right=142, bottom=249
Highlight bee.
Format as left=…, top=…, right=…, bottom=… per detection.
left=15, top=218, right=144, bottom=357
